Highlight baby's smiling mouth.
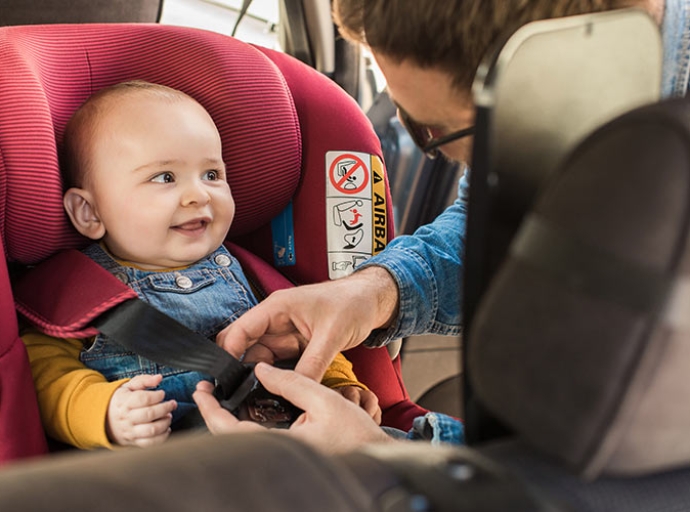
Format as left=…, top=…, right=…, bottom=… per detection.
left=172, top=218, right=211, bottom=234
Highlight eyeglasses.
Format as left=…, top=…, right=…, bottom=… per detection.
left=396, top=104, right=475, bottom=160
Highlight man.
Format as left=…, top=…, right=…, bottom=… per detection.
left=194, top=0, right=687, bottom=452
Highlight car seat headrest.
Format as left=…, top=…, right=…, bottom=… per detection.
left=0, top=24, right=301, bottom=264
left=469, top=98, right=690, bottom=478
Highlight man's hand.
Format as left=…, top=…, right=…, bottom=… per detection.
left=335, top=386, right=382, bottom=425
left=193, top=363, right=396, bottom=453
left=107, top=374, right=177, bottom=448
left=216, top=266, right=399, bottom=382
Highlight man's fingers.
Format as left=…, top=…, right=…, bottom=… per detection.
left=193, top=381, right=265, bottom=435
left=293, top=339, right=338, bottom=382
left=254, top=362, right=337, bottom=412
left=217, top=304, right=301, bottom=357
left=242, top=344, right=276, bottom=364
left=216, top=313, right=267, bottom=358
left=192, top=380, right=230, bottom=428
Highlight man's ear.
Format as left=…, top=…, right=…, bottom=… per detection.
left=63, top=188, right=106, bottom=240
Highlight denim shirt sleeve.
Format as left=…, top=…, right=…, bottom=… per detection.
left=661, top=0, right=690, bottom=98
left=358, top=170, right=469, bottom=347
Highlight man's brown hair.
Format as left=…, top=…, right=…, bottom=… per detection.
left=333, top=0, right=651, bottom=91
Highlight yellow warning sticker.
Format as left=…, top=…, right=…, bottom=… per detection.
left=371, top=155, right=387, bottom=256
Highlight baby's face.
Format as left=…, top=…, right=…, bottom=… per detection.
left=84, top=94, right=234, bottom=269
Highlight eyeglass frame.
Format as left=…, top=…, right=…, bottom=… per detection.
left=395, top=103, right=475, bottom=160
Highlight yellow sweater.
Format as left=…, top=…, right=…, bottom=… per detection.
left=22, top=330, right=363, bottom=450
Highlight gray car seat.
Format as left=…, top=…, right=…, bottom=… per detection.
left=465, top=8, right=662, bottom=442
left=0, top=0, right=162, bottom=25
left=469, top=95, right=690, bottom=510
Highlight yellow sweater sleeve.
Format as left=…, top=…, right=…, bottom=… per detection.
left=320, top=352, right=367, bottom=390
left=21, top=330, right=128, bottom=450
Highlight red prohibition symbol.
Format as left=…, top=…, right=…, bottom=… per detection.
left=329, top=153, right=369, bottom=194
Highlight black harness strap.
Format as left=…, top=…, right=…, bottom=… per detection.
left=91, top=298, right=254, bottom=402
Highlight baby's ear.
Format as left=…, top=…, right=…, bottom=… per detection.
left=63, top=188, right=106, bottom=240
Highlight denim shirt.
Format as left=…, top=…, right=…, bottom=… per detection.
left=662, top=0, right=690, bottom=98
left=366, top=3, right=690, bottom=443
left=79, top=244, right=257, bottom=421
left=360, top=172, right=468, bottom=347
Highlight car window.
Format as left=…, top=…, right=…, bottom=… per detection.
left=160, top=0, right=280, bottom=48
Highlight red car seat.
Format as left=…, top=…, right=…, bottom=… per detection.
left=0, top=23, right=428, bottom=463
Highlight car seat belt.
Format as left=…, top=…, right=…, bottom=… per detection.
left=13, top=248, right=299, bottom=421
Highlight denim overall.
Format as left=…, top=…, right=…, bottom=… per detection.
left=80, top=244, right=258, bottom=425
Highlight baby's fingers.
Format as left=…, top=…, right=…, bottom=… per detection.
left=360, top=391, right=382, bottom=425
left=128, top=399, right=177, bottom=426
left=338, top=386, right=362, bottom=406
left=125, top=374, right=164, bottom=391
left=129, top=416, right=174, bottom=448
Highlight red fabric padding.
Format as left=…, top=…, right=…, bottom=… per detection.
left=0, top=236, right=47, bottom=463
left=0, top=339, right=49, bottom=463
left=0, top=24, right=302, bottom=265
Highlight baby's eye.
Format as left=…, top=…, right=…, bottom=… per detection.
left=203, top=170, right=220, bottom=181
left=151, top=172, right=175, bottom=183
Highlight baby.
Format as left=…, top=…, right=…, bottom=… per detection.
left=22, top=81, right=380, bottom=449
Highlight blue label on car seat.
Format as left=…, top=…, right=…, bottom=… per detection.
left=271, top=201, right=296, bottom=267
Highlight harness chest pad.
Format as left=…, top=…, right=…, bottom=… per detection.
left=14, top=249, right=136, bottom=338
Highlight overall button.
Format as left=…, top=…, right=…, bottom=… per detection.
left=175, top=275, right=193, bottom=289
left=114, top=272, right=129, bottom=284
left=214, top=254, right=231, bottom=267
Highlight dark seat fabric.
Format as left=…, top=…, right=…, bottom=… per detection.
left=482, top=439, right=690, bottom=512
left=0, top=23, right=426, bottom=463
left=415, top=374, right=463, bottom=419
left=0, top=432, right=379, bottom=512
left=470, top=98, right=690, bottom=478
left=0, top=0, right=162, bottom=25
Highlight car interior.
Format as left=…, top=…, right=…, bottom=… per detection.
left=0, top=2, right=690, bottom=511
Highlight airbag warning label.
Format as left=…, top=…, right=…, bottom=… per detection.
left=326, top=151, right=387, bottom=279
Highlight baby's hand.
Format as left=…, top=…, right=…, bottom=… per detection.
left=107, top=374, right=177, bottom=448
left=335, top=386, right=382, bottom=425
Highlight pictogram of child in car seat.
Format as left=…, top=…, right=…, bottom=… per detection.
left=333, top=200, right=365, bottom=249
